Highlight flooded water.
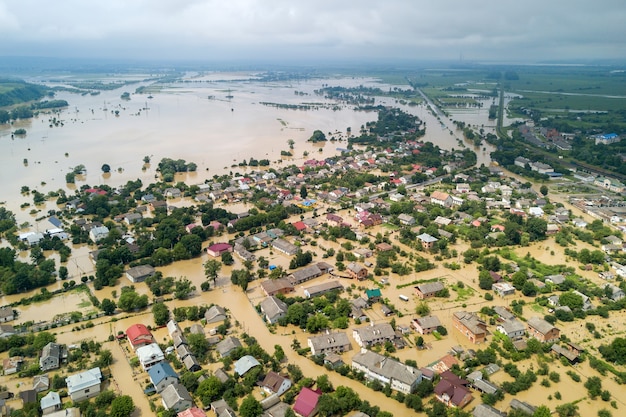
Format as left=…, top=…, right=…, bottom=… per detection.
left=0, top=71, right=517, bottom=416
left=2, top=72, right=498, bottom=226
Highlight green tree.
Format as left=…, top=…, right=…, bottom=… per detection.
left=100, top=298, right=116, bottom=315
left=559, top=291, right=584, bottom=310
left=204, top=259, right=222, bottom=284
left=540, top=185, right=548, bottom=196
left=109, top=395, right=134, bottom=417
left=95, top=349, right=113, bottom=368
left=152, top=302, right=170, bottom=326
left=300, top=185, right=308, bottom=199
left=101, top=164, right=111, bottom=173
left=316, top=374, right=333, bottom=393
left=240, top=395, right=263, bottom=417
left=533, top=405, right=552, bottom=417
left=196, top=375, right=224, bottom=406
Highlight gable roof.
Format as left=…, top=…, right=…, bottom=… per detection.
left=260, top=296, right=289, bottom=321
left=204, top=305, right=227, bottom=323
left=352, top=350, right=421, bottom=387
left=40, top=391, right=61, bottom=409
left=161, top=383, right=193, bottom=409
left=177, top=407, right=207, bottom=417
left=234, top=355, right=261, bottom=376
left=66, top=367, right=102, bottom=395
left=126, top=324, right=153, bottom=346
left=148, top=361, right=179, bottom=386
left=527, top=317, right=558, bottom=335
left=293, top=387, right=322, bottom=417
left=216, top=337, right=243, bottom=357
left=261, top=371, right=290, bottom=393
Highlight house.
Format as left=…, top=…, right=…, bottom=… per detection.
left=88, top=226, right=109, bottom=243
left=352, top=323, right=396, bottom=348
left=177, top=408, right=207, bottom=417
left=167, top=320, right=183, bottom=338
left=496, top=320, right=525, bottom=340
left=272, top=239, right=299, bottom=256
left=164, top=188, right=182, bottom=198
left=233, top=244, right=255, bottom=262
left=307, top=332, right=352, bottom=356
left=397, top=213, right=415, bottom=225
left=417, top=233, right=438, bottom=249
left=3, top=356, right=22, bottom=375
left=346, top=262, right=368, bottom=280
left=431, top=191, right=452, bottom=207
left=204, top=305, right=227, bottom=324
left=125, top=265, right=156, bottom=283
left=124, top=212, right=143, bottom=225
left=491, top=282, right=515, bottom=298
left=0, top=307, right=14, bottom=322
left=216, top=337, right=243, bottom=358
left=324, top=353, right=345, bottom=369
left=304, top=281, right=344, bottom=298
left=605, top=283, right=625, bottom=301
left=261, top=372, right=292, bottom=396
left=40, top=342, right=65, bottom=371
left=551, top=344, right=581, bottom=364
left=452, top=312, right=487, bottom=344
left=509, top=399, right=536, bottom=416
left=206, top=243, right=233, bottom=257
left=472, top=404, right=506, bottom=417
left=66, top=367, right=102, bottom=402
left=33, top=374, right=50, bottom=392
left=572, top=290, right=594, bottom=311
left=260, top=296, right=289, bottom=324
left=293, top=387, right=322, bottom=417
left=434, top=370, right=473, bottom=408
left=365, top=288, right=382, bottom=303
left=41, top=391, right=62, bottom=415
left=126, top=324, right=154, bottom=350
left=375, top=242, right=394, bottom=252
left=493, top=306, right=515, bottom=321
left=234, top=355, right=261, bottom=376
left=545, top=274, right=566, bottom=285
left=161, top=383, right=193, bottom=412
left=211, top=399, right=237, bottom=417
left=0, top=324, right=15, bottom=338
left=183, top=355, right=202, bottom=372
left=19, top=389, right=37, bottom=405
left=414, top=281, right=445, bottom=299
left=261, top=278, right=295, bottom=296
left=288, top=264, right=323, bottom=285
left=411, top=315, right=441, bottom=335
left=527, top=317, right=560, bottom=343
left=594, top=133, right=620, bottom=145
left=352, top=349, right=422, bottom=394
left=136, top=343, right=165, bottom=371
left=471, top=378, right=499, bottom=395
left=148, top=361, right=179, bottom=393
left=349, top=298, right=369, bottom=322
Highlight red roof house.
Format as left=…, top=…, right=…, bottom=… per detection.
left=177, top=408, right=206, bottom=417
left=206, top=243, right=233, bottom=257
left=292, top=221, right=307, bottom=232
left=293, top=387, right=322, bottom=417
left=126, top=324, right=154, bottom=350
left=434, top=371, right=473, bottom=408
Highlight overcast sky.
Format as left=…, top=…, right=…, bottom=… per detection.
left=1, top=0, right=624, bottom=64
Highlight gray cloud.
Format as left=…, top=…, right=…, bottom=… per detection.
left=0, top=0, right=624, bottom=62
